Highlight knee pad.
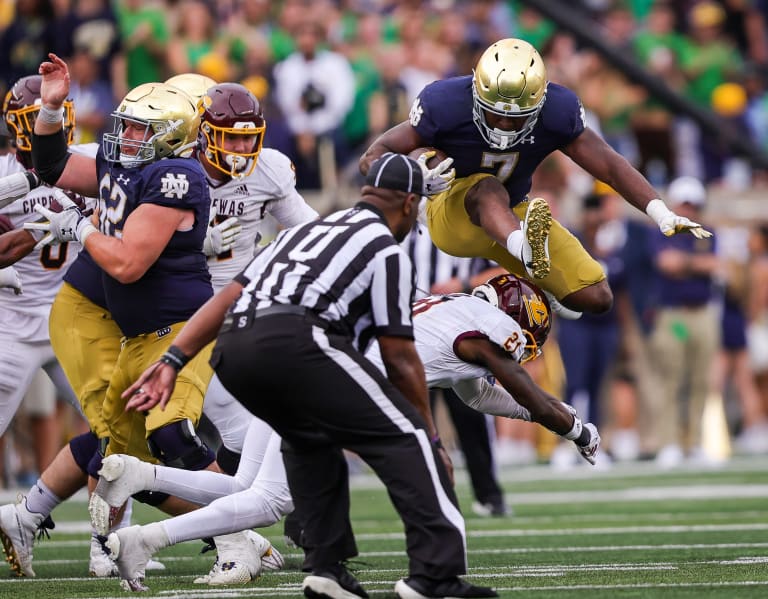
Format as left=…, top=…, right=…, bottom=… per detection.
left=216, top=444, right=242, bottom=476
left=69, top=432, right=99, bottom=475
left=147, top=419, right=215, bottom=470
left=86, top=437, right=109, bottom=478
left=132, top=490, right=170, bottom=507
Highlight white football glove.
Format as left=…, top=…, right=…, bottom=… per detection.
left=0, top=266, right=22, bottom=295
left=416, top=150, right=455, bottom=196
left=203, top=217, right=242, bottom=256
left=561, top=404, right=601, bottom=465
left=575, top=423, right=601, bottom=465
left=646, top=199, right=712, bottom=239
left=24, top=195, right=97, bottom=249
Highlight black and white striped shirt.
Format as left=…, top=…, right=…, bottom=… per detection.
left=404, top=223, right=497, bottom=300
left=233, top=202, right=416, bottom=352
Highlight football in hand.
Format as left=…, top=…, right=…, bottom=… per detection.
left=408, top=147, right=449, bottom=169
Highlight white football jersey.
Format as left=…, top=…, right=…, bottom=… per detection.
left=206, top=148, right=318, bottom=291
left=0, top=144, right=98, bottom=339
left=366, top=293, right=526, bottom=388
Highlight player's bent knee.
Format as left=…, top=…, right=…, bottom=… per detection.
left=132, top=490, right=171, bottom=507
left=69, top=431, right=99, bottom=475
left=148, top=418, right=216, bottom=470
left=216, top=444, right=242, bottom=476
left=563, top=282, right=613, bottom=314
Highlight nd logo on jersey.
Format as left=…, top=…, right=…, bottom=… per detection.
left=160, top=173, right=189, bottom=199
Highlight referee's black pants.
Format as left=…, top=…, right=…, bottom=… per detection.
left=211, top=312, right=468, bottom=578
left=438, top=388, right=505, bottom=508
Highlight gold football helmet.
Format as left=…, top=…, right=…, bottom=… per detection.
left=165, top=73, right=217, bottom=103
left=2, top=75, right=75, bottom=169
left=472, top=38, right=547, bottom=149
left=103, top=82, right=201, bottom=166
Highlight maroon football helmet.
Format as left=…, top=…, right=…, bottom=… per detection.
left=471, top=273, right=551, bottom=363
left=2, top=75, right=75, bottom=169
left=198, top=82, right=265, bottom=179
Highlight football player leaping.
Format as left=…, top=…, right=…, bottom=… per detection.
left=360, top=38, right=711, bottom=320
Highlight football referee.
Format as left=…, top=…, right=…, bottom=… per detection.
left=121, top=153, right=497, bottom=599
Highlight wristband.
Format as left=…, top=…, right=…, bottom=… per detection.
left=431, top=434, right=443, bottom=449
left=78, top=221, right=98, bottom=245
left=38, top=104, right=64, bottom=124
left=159, top=345, right=191, bottom=373
left=563, top=414, right=583, bottom=441
left=645, top=198, right=672, bottom=225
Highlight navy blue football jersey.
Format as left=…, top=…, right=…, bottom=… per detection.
left=410, top=76, right=586, bottom=205
left=63, top=249, right=108, bottom=309
left=95, top=149, right=213, bottom=337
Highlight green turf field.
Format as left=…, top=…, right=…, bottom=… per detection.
left=2, top=455, right=767, bottom=598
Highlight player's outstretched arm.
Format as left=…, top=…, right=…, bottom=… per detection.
left=0, top=171, right=42, bottom=210
left=564, top=128, right=711, bottom=239
left=0, top=228, right=36, bottom=268
left=31, top=53, right=98, bottom=196
left=456, top=336, right=601, bottom=464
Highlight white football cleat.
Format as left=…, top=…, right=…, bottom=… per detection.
left=193, top=530, right=266, bottom=585
left=89, top=534, right=118, bottom=577
left=544, top=290, right=582, bottom=320
left=0, top=496, right=46, bottom=577
left=106, top=523, right=167, bottom=592
left=520, top=197, right=552, bottom=280
left=90, top=454, right=154, bottom=535
left=248, top=529, right=284, bottom=571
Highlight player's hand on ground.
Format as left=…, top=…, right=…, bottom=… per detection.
left=0, top=266, right=22, bottom=295
left=203, top=217, right=241, bottom=256
left=122, top=361, right=178, bottom=412
left=416, top=151, right=455, bottom=195
left=575, top=423, right=601, bottom=465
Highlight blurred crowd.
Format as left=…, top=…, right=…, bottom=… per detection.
left=2, top=0, right=768, bottom=486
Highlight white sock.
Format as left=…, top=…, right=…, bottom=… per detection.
left=25, top=479, right=60, bottom=516
left=152, top=464, right=248, bottom=504
left=142, top=522, right=171, bottom=552
left=161, top=487, right=284, bottom=544
left=112, top=496, right=133, bottom=531
left=506, top=230, right=524, bottom=258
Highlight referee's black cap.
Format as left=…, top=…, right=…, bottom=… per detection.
left=365, top=153, right=424, bottom=194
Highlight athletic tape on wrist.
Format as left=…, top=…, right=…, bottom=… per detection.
left=38, top=105, right=64, bottom=124
left=563, top=415, right=583, bottom=441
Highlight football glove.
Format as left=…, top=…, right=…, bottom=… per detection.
left=0, top=266, right=22, bottom=295
left=24, top=195, right=97, bottom=249
left=203, top=217, right=242, bottom=256
left=646, top=198, right=712, bottom=239
left=416, top=150, right=455, bottom=196
left=561, top=404, right=601, bottom=465
left=575, top=423, right=601, bottom=465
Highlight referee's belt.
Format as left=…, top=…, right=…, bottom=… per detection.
left=222, top=304, right=330, bottom=332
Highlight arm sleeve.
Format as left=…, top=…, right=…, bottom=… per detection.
left=452, top=377, right=532, bottom=420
